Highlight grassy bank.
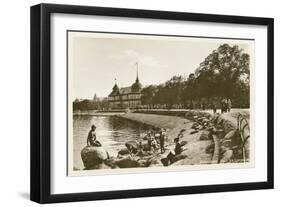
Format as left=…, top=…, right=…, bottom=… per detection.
left=119, top=113, right=190, bottom=140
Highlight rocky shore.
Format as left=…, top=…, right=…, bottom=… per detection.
left=79, top=110, right=250, bottom=170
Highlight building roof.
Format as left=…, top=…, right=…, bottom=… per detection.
left=108, top=67, right=142, bottom=96
left=119, top=87, right=131, bottom=94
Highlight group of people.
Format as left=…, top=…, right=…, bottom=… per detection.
left=211, top=98, right=232, bottom=114
left=143, top=128, right=167, bottom=154
left=86, top=124, right=187, bottom=166
left=220, top=98, right=232, bottom=114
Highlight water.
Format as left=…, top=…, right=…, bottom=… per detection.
left=73, top=115, right=152, bottom=169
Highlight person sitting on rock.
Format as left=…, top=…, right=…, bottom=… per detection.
left=174, top=138, right=182, bottom=155
left=166, top=138, right=183, bottom=164
left=151, top=137, right=158, bottom=151
left=87, top=124, right=102, bottom=147
left=136, top=140, right=144, bottom=156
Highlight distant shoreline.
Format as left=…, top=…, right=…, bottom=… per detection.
left=73, top=111, right=125, bottom=116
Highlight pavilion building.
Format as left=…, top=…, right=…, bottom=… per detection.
left=108, top=63, right=143, bottom=109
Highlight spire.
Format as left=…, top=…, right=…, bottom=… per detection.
left=111, top=78, right=119, bottom=94
left=131, top=62, right=142, bottom=92
left=136, top=62, right=139, bottom=82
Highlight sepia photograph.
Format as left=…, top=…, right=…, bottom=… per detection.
left=67, top=31, right=254, bottom=176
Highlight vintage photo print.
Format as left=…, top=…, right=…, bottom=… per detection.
left=67, top=31, right=254, bottom=176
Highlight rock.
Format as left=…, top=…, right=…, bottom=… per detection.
left=215, top=128, right=225, bottom=137
left=138, top=159, right=149, bottom=167
left=190, top=130, right=199, bottom=134
left=103, top=158, right=120, bottom=169
left=148, top=156, right=163, bottom=167
left=199, top=131, right=211, bottom=141
left=205, top=143, right=215, bottom=154
left=125, top=141, right=139, bottom=153
left=114, top=156, right=140, bottom=168
left=180, top=140, right=188, bottom=147
left=191, top=123, right=199, bottom=129
left=81, top=146, right=109, bottom=169
left=221, top=120, right=236, bottom=134
left=171, top=156, right=200, bottom=166
left=118, top=148, right=130, bottom=156
left=166, top=149, right=190, bottom=164
left=172, top=154, right=188, bottom=163
left=202, top=118, right=210, bottom=123
left=193, top=115, right=198, bottom=119
left=220, top=150, right=233, bottom=163
left=223, top=129, right=240, bottom=146
left=224, top=129, right=239, bottom=140
left=161, top=158, right=169, bottom=166
left=86, top=162, right=113, bottom=170
left=198, top=117, right=205, bottom=121
left=221, top=139, right=232, bottom=148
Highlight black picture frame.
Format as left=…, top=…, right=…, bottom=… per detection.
left=30, top=3, right=274, bottom=204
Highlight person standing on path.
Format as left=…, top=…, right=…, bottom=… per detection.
left=159, top=128, right=166, bottom=153
left=221, top=98, right=227, bottom=114
left=211, top=101, right=217, bottom=114
left=146, top=131, right=153, bottom=151
left=227, top=99, right=232, bottom=112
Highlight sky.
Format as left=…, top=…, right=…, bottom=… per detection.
left=69, top=32, right=252, bottom=100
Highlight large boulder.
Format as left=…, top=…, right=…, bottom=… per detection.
left=118, top=148, right=130, bottom=157
left=81, top=146, right=109, bottom=169
left=125, top=141, right=139, bottom=153
left=114, top=156, right=140, bottom=168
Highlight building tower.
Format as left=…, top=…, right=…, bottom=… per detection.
left=131, top=62, right=142, bottom=92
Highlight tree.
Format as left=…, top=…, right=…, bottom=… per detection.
left=193, top=44, right=250, bottom=106
left=141, top=85, right=158, bottom=108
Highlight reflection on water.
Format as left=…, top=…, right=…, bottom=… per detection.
left=73, top=115, right=151, bottom=169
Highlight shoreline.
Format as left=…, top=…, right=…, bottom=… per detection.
left=118, top=112, right=214, bottom=164
left=75, top=109, right=250, bottom=171
left=118, top=112, right=192, bottom=142
left=117, top=109, right=250, bottom=163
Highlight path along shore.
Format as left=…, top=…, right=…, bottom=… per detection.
left=118, top=109, right=250, bottom=165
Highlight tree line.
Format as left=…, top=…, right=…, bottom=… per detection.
left=141, top=44, right=250, bottom=109
left=73, top=43, right=250, bottom=111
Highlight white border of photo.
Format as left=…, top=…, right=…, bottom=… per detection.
left=51, top=13, right=267, bottom=195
